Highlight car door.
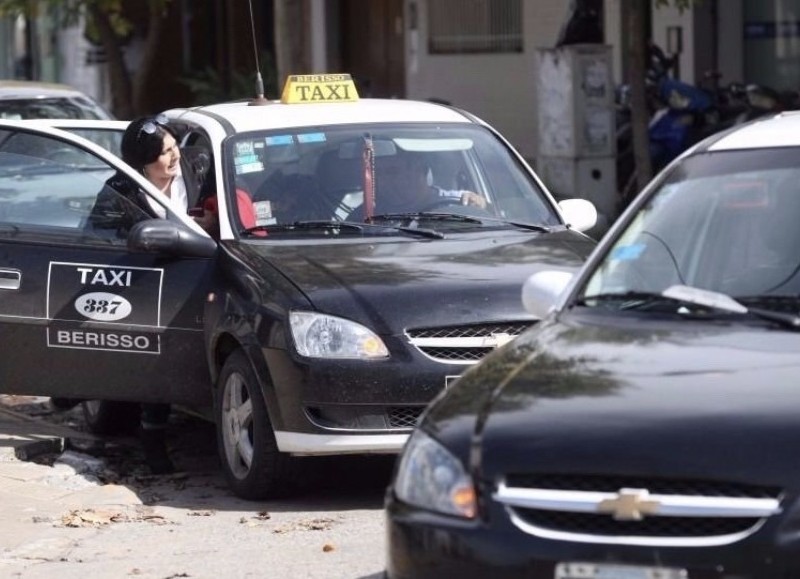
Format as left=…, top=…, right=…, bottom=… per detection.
left=0, top=123, right=216, bottom=408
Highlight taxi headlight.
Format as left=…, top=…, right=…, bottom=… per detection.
left=289, top=311, right=388, bottom=359
left=393, top=429, right=477, bottom=519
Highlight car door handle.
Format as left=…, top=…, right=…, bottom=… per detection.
left=0, top=269, right=21, bottom=290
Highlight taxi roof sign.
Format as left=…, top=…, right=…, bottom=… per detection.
left=280, top=74, right=359, bottom=104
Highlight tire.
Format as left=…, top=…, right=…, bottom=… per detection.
left=215, top=349, right=294, bottom=500
left=81, top=400, right=140, bottom=435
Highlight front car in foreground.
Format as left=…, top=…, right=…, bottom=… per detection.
left=386, top=112, right=800, bottom=578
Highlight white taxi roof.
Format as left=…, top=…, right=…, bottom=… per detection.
left=168, top=98, right=475, bottom=133
left=707, top=111, right=800, bottom=151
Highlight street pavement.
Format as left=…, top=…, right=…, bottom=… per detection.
left=0, top=399, right=143, bottom=568
left=0, top=396, right=390, bottom=578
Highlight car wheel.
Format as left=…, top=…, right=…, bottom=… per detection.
left=81, top=400, right=140, bottom=435
left=216, top=349, right=294, bottom=500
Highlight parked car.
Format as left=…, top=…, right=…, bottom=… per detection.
left=0, top=80, right=113, bottom=120
left=20, top=119, right=128, bottom=157
left=386, top=111, right=800, bottom=578
left=0, top=74, right=597, bottom=499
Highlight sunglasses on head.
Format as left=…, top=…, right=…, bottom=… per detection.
left=137, top=113, right=169, bottom=138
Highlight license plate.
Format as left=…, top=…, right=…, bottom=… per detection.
left=555, top=562, right=687, bottom=579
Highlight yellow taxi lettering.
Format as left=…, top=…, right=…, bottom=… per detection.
left=281, top=73, right=359, bottom=104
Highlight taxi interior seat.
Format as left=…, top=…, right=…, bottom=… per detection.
left=315, top=149, right=364, bottom=219
left=705, top=179, right=797, bottom=295
left=254, top=170, right=327, bottom=224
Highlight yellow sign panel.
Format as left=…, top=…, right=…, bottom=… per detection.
left=280, top=74, right=360, bottom=104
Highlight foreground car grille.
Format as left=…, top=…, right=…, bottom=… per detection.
left=407, top=321, right=533, bottom=363
left=495, top=474, right=783, bottom=546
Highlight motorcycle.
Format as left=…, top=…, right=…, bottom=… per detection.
left=647, top=76, right=714, bottom=173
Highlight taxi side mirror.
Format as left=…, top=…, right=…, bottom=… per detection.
left=128, top=219, right=217, bottom=258
left=558, top=198, right=597, bottom=233
left=522, top=270, right=574, bottom=319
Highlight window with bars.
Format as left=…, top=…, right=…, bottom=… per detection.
left=428, top=0, right=523, bottom=54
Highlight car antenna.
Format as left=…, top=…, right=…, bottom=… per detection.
left=247, top=0, right=269, bottom=106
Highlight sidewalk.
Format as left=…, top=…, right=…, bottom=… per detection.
left=0, top=400, right=141, bottom=558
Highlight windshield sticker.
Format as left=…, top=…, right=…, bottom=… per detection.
left=253, top=200, right=276, bottom=226
left=297, top=133, right=326, bottom=144
left=46, top=262, right=164, bottom=354
left=610, top=244, right=645, bottom=261
left=234, top=141, right=264, bottom=174
left=265, top=135, right=294, bottom=146
left=235, top=161, right=264, bottom=174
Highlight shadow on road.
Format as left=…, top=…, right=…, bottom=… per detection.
left=2, top=396, right=399, bottom=513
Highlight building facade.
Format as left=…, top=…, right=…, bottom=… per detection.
left=4, top=0, right=800, bottom=160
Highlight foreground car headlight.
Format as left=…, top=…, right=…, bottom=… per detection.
left=394, top=429, right=477, bottom=518
left=289, top=311, right=389, bottom=359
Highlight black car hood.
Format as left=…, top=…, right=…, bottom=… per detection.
left=432, top=311, right=800, bottom=487
left=234, top=229, right=592, bottom=332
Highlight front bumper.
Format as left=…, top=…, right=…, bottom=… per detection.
left=262, top=344, right=466, bottom=451
left=385, top=492, right=800, bottom=579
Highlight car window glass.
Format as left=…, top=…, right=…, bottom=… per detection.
left=0, top=97, right=110, bottom=120
left=223, top=124, right=559, bottom=231
left=0, top=131, right=152, bottom=245
left=584, top=149, right=800, bottom=301
left=65, top=128, right=123, bottom=157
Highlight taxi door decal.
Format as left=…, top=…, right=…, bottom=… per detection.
left=46, top=261, right=164, bottom=354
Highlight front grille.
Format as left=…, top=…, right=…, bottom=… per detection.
left=388, top=406, right=424, bottom=428
left=497, top=473, right=782, bottom=543
left=517, top=509, right=757, bottom=538
left=407, top=321, right=533, bottom=363
left=505, top=473, right=781, bottom=499
left=305, top=404, right=424, bottom=431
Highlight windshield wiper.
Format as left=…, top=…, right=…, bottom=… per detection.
left=240, top=219, right=444, bottom=239
left=581, top=285, right=800, bottom=330
left=241, top=220, right=365, bottom=236
left=476, top=216, right=552, bottom=233
left=577, top=290, right=675, bottom=309
left=367, top=212, right=484, bottom=224
left=732, top=295, right=800, bottom=329
left=393, top=226, right=445, bottom=239
left=367, top=212, right=552, bottom=232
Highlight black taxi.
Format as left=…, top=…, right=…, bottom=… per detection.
left=386, top=112, right=800, bottom=577
left=0, top=75, right=597, bottom=499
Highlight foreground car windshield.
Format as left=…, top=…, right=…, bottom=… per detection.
left=224, top=124, right=560, bottom=233
left=584, top=148, right=800, bottom=301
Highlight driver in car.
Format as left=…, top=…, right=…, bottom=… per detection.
left=373, top=152, right=487, bottom=214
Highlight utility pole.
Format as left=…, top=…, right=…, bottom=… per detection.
left=273, top=0, right=308, bottom=87
left=624, top=0, right=653, bottom=194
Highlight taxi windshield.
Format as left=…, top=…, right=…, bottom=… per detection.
left=583, top=148, right=800, bottom=303
left=223, top=124, right=560, bottom=234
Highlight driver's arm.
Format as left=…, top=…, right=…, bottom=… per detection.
left=434, top=186, right=488, bottom=208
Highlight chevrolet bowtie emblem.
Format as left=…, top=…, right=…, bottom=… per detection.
left=597, top=488, right=661, bottom=521
left=481, top=333, right=513, bottom=348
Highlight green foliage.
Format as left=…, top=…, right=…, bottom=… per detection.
left=179, top=52, right=278, bottom=106
left=0, top=0, right=166, bottom=37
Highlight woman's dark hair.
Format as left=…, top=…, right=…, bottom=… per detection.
left=120, top=115, right=177, bottom=172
